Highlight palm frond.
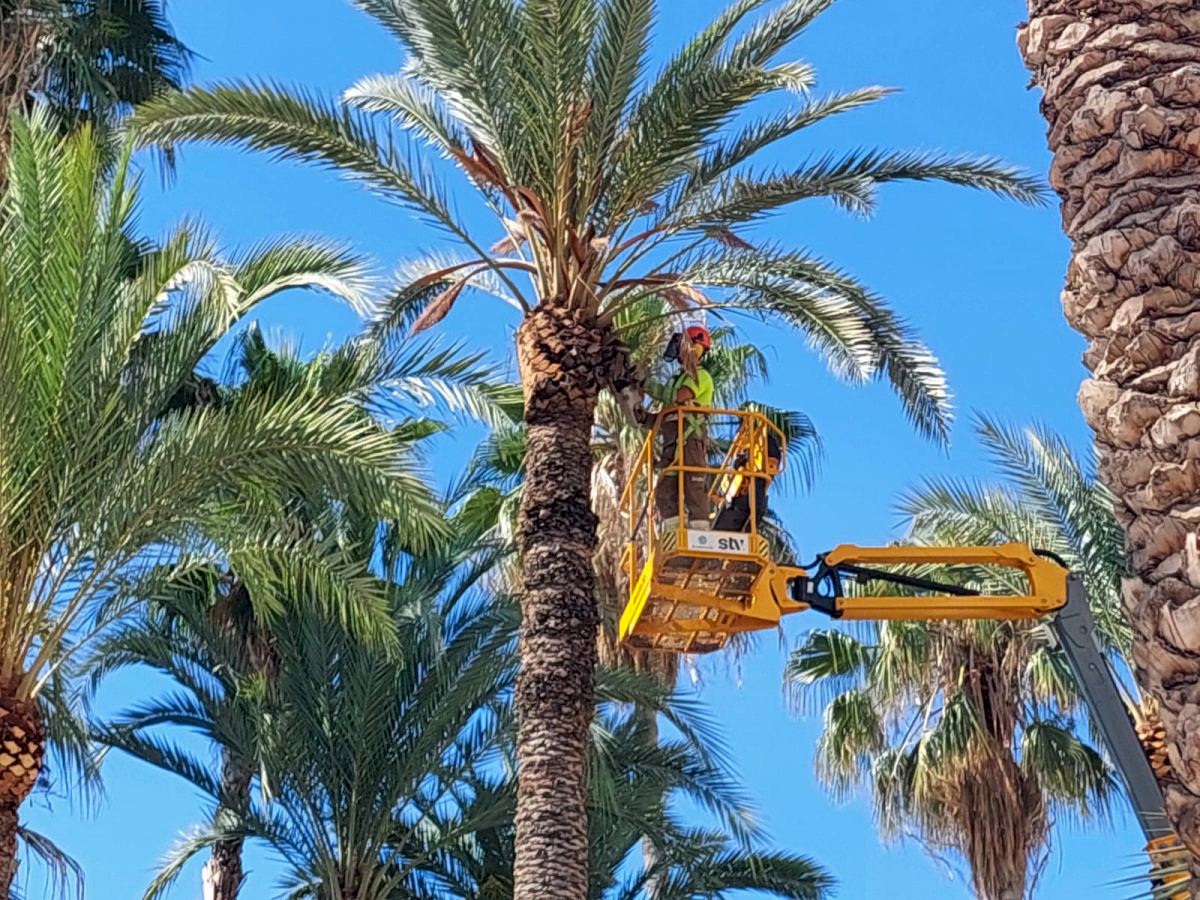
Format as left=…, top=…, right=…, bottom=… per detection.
left=680, top=86, right=897, bottom=196
left=132, top=81, right=463, bottom=231
left=232, top=236, right=376, bottom=314
left=582, top=0, right=654, bottom=191
left=813, top=689, right=885, bottom=798
left=648, top=828, right=833, bottom=900
left=676, top=247, right=952, bottom=442
left=16, top=825, right=84, bottom=900
left=15, top=0, right=191, bottom=135
left=343, top=68, right=469, bottom=156
left=369, top=334, right=523, bottom=430
left=741, top=401, right=822, bottom=492
left=673, top=150, right=1046, bottom=229
left=785, top=629, right=871, bottom=716
left=1020, top=720, right=1116, bottom=823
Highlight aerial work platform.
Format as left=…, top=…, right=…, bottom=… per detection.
left=619, top=408, right=1067, bottom=650
left=619, top=407, right=788, bottom=653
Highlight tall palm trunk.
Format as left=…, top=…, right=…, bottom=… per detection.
left=202, top=750, right=252, bottom=900
left=513, top=305, right=604, bottom=900
left=0, top=795, right=16, bottom=898
left=0, top=683, right=43, bottom=896
left=203, top=579, right=272, bottom=900
left=1018, top=2, right=1200, bottom=870
left=962, top=664, right=1043, bottom=900
left=0, top=7, right=41, bottom=172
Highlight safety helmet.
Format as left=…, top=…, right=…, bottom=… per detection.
left=685, top=325, right=711, bottom=351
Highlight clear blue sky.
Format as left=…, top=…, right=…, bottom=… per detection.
left=20, top=1, right=1148, bottom=897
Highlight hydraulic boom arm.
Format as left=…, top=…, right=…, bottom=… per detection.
left=781, top=543, right=1068, bottom=621
left=780, top=544, right=1173, bottom=845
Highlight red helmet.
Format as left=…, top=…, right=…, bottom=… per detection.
left=685, top=325, right=711, bottom=351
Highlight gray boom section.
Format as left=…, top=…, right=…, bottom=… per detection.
left=1052, top=574, right=1171, bottom=841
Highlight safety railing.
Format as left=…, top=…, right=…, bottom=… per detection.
left=621, top=407, right=787, bottom=581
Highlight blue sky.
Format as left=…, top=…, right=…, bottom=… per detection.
left=19, top=1, right=1150, bottom=897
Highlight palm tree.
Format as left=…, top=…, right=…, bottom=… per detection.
left=1016, top=3, right=1200, bottom=873
left=92, top=566, right=286, bottom=900
left=0, top=110, right=447, bottom=897
left=132, top=3, right=1046, bottom=892
left=96, top=557, right=515, bottom=900
left=98, top=541, right=780, bottom=900
left=458, top=297, right=820, bottom=897
left=787, top=417, right=1127, bottom=899
left=0, top=0, right=189, bottom=164
left=93, top=325, right=509, bottom=900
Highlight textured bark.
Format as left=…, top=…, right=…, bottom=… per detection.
left=203, top=576, right=273, bottom=900
left=639, top=711, right=663, bottom=900
left=0, top=7, right=42, bottom=178
left=960, top=663, right=1044, bottom=900
left=202, top=750, right=251, bottom=900
left=0, top=684, right=40, bottom=899
left=1018, top=0, right=1200, bottom=874
left=512, top=304, right=606, bottom=900
left=0, top=794, right=16, bottom=899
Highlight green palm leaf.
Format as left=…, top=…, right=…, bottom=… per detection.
left=0, top=113, right=463, bottom=818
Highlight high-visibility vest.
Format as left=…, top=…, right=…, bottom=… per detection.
left=665, top=368, right=714, bottom=441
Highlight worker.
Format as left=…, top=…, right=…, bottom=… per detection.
left=656, top=325, right=714, bottom=531
left=713, top=428, right=782, bottom=532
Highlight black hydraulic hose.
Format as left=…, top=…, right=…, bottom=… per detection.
left=831, top=562, right=982, bottom=597
left=1033, top=547, right=1069, bottom=569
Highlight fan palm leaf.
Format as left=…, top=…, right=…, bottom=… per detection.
left=0, top=0, right=189, bottom=173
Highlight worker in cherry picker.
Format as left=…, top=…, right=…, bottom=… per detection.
left=655, top=325, right=714, bottom=532
left=713, top=426, right=782, bottom=532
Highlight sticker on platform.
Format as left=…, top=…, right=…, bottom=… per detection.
left=685, top=529, right=751, bottom=555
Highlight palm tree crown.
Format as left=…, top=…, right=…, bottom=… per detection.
left=0, top=109, right=480, bottom=894
left=0, top=109, right=416, bottom=705
left=0, top=0, right=189, bottom=168
left=132, top=0, right=1046, bottom=442
left=3, top=0, right=189, bottom=122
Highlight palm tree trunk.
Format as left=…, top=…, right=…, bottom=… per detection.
left=639, top=709, right=662, bottom=900
left=1019, top=2, right=1200, bottom=873
left=0, top=795, right=17, bottom=898
left=202, top=750, right=252, bottom=900
left=512, top=305, right=604, bottom=900
left=0, top=6, right=43, bottom=175
left=0, top=685, right=42, bottom=897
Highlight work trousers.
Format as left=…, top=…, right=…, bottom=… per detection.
left=656, top=437, right=709, bottom=524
